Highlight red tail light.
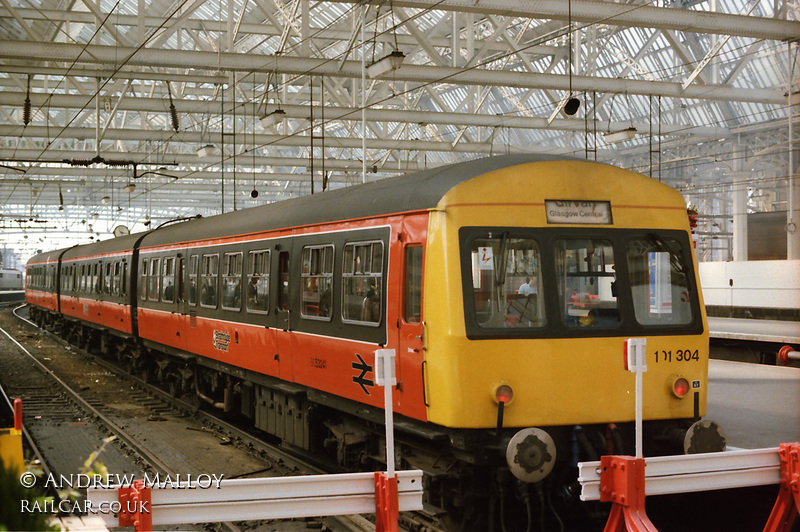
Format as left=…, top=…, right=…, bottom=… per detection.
left=672, top=377, right=690, bottom=398
left=493, top=383, right=514, bottom=405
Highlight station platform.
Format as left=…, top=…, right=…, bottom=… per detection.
left=706, top=359, right=800, bottom=449
left=708, top=316, right=800, bottom=344
left=0, top=291, right=24, bottom=305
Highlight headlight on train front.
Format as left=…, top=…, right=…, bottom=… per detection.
left=491, top=382, right=514, bottom=405
left=670, top=375, right=690, bottom=398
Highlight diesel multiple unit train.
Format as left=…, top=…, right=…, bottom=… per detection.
left=26, top=154, right=724, bottom=529
left=0, top=268, right=23, bottom=291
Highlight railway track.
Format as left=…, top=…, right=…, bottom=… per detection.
left=3, top=305, right=436, bottom=532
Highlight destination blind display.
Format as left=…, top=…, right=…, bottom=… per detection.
left=545, top=200, right=613, bottom=224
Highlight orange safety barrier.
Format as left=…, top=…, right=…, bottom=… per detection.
left=599, top=455, right=658, bottom=532
left=763, top=442, right=800, bottom=532
left=118, top=479, right=153, bottom=532
left=374, top=471, right=400, bottom=532
left=0, top=398, right=24, bottom=475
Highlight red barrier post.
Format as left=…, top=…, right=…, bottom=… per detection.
left=599, top=455, right=659, bottom=532
left=374, top=471, right=399, bottom=532
left=763, top=442, right=800, bottom=532
left=118, top=479, right=153, bottom=532
left=14, top=398, right=22, bottom=430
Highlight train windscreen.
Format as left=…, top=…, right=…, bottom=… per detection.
left=461, top=228, right=700, bottom=337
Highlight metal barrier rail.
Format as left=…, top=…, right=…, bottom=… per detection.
left=577, top=443, right=800, bottom=532
left=578, top=446, right=781, bottom=501
left=87, top=470, right=424, bottom=528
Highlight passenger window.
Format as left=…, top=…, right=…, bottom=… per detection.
left=222, top=252, right=243, bottom=311
left=246, top=250, right=270, bottom=314
left=104, top=262, right=113, bottom=294
left=93, top=263, right=101, bottom=294
left=148, top=258, right=160, bottom=301
left=278, top=252, right=290, bottom=311
left=139, top=259, right=148, bottom=300
left=162, top=257, right=175, bottom=302
left=555, top=239, right=620, bottom=328
left=301, top=245, right=333, bottom=320
left=200, top=254, right=219, bottom=308
left=188, top=255, right=198, bottom=306
left=342, top=241, right=383, bottom=325
left=626, top=237, right=693, bottom=326
left=121, top=262, right=128, bottom=296
left=404, top=246, right=423, bottom=323
left=110, top=262, right=117, bottom=295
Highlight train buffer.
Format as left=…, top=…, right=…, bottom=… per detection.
left=577, top=442, right=800, bottom=531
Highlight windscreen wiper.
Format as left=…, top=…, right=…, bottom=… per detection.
left=647, top=233, right=686, bottom=275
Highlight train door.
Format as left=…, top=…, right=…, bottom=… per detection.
left=397, top=244, right=425, bottom=406
left=275, top=249, right=293, bottom=381
left=175, top=255, right=188, bottom=352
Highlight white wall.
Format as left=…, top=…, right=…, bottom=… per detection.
left=698, top=260, right=800, bottom=309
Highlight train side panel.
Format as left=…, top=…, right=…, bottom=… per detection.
left=135, top=213, right=430, bottom=422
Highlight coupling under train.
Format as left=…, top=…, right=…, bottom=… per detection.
left=26, top=154, right=724, bottom=529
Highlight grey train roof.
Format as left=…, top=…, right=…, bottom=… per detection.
left=141, top=154, right=586, bottom=247
left=30, top=153, right=590, bottom=262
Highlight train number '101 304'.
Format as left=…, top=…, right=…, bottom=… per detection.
left=654, top=349, right=699, bottom=363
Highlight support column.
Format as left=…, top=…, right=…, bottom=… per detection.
left=732, top=183, right=748, bottom=261
left=788, top=41, right=799, bottom=260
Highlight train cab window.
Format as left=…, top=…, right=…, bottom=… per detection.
left=404, top=246, right=423, bottom=323
left=246, top=250, right=269, bottom=314
left=148, top=258, right=161, bottom=301
left=200, top=254, right=219, bottom=308
left=625, top=237, right=694, bottom=326
left=188, top=255, right=198, bottom=306
left=139, top=259, right=148, bottom=300
left=301, top=245, right=333, bottom=320
left=222, top=252, right=243, bottom=311
left=468, top=235, right=545, bottom=329
left=555, top=239, right=620, bottom=328
left=342, top=241, right=383, bottom=325
left=162, top=257, right=176, bottom=303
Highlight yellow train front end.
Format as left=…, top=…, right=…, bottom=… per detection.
left=421, top=160, right=722, bottom=483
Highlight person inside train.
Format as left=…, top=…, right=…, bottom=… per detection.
left=518, top=277, right=537, bottom=296
left=201, top=278, right=216, bottom=306
left=163, top=283, right=174, bottom=301
left=247, top=277, right=259, bottom=303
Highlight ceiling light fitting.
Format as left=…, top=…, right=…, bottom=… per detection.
left=197, top=144, right=220, bottom=158
left=366, top=50, right=405, bottom=78
left=259, top=109, right=286, bottom=128
left=604, top=127, right=638, bottom=144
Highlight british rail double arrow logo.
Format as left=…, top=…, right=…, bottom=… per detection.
left=352, top=354, right=374, bottom=395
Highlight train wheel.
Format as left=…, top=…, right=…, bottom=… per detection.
left=168, top=378, right=181, bottom=398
